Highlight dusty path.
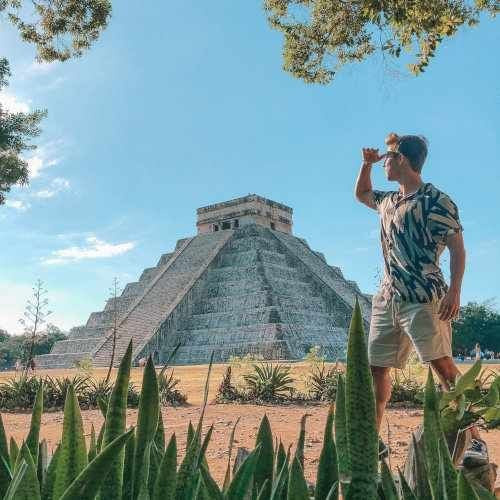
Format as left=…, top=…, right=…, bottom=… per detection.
left=3, top=404, right=500, bottom=489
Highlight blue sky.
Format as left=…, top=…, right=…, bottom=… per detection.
left=1, top=3, right=499, bottom=334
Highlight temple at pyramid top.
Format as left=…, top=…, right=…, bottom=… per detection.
left=197, top=194, right=293, bottom=234
left=36, top=194, right=372, bottom=369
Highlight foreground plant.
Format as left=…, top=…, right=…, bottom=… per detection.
left=0, top=305, right=498, bottom=499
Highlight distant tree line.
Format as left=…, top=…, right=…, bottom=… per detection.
left=453, top=301, right=500, bottom=356
left=0, top=324, right=67, bottom=370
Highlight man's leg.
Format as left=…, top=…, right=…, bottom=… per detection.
left=371, top=365, right=392, bottom=433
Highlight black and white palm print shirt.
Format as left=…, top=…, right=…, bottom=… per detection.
left=372, top=182, right=463, bottom=303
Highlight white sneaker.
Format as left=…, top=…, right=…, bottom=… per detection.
left=462, top=439, right=489, bottom=468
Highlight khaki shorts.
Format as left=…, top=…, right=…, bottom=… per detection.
left=368, top=293, right=452, bottom=369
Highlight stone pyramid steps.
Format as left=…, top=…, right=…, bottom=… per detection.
left=92, top=230, right=233, bottom=366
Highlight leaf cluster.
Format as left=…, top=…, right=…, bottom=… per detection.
left=264, top=0, right=499, bottom=84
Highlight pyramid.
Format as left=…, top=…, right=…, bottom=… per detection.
left=35, top=195, right=372, bottom=368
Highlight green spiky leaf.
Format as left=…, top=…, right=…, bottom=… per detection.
left=315, top=404, right=338, bottom=500
left=53, top=384, right=88, bottom=499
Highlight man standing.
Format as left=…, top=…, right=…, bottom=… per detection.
left=354, top=133, right=488, bottom=466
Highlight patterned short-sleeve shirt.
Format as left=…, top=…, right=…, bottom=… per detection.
left=372, top=182, right=463, bottom=303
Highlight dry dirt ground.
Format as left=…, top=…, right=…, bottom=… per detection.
left=2, top=362, right=500, bottom=491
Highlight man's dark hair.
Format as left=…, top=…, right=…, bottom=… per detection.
left=397, top=135, right=428, bottom=173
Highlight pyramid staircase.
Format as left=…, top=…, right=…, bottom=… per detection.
left=36, top=224, right=371, bottom=368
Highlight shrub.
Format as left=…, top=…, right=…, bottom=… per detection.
left=157, top=369, right=187, bottom=406
left=214, top=366, right=244, bottom=403
left=242, top=362, right=295, bottom=402
left=306, top=362, right=342, bottom=401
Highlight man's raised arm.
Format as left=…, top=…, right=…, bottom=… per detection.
left=355, top=148, right=383, bottom=210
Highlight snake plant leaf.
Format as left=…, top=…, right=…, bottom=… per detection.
left=397, top=467, right=417, bottom=500
left=53, top=384, right=88, bottom=500
left=324, top=482, right=338, bottom=500
left=199, top=463, right=223, bottom=500
left=187, top=421, right=195, bottom=448
left=457, top=470, right=480, bottom=499
left=148, top=442, right=163, bottom=497
left=37, top=439, right=48, bottom=486
left=380, top=459, right=398, bottom=500
left=257, top=478, right=271, bottom=500
left=345, top=299, right=377, bottom=495
left=26, top=380, right=44, bottom=464
left=12, top=442, right=41, bottom=500
left=407, top=432, right=431, bottom=500
left=223, top=416, right=240, bottom=493
left=9, top=437, right=19, bottom=470
left=41, top=444, right=60, bottom=500
left=155, top=410, right=166, bottom=452
left=438, top=432, right=457, bottom=499
left=254, top=414, right=274, bottom=499
left=58, top=428, right=133, bottom=500
left=0, top=413, right=11, bottom=498
left=136, top=441, right=152, bottom=500
left=315, top=404, right=338, bottom=500
left=88, top=424, right=97, bottom=463
left=225, top=444, right=261, bottom=500
left=97, top=396, right=108, bottom=419
left=275, top=441, right=286, bottom=479
left=3, top=461, right=27, bottom=500
left=99, top=340, right=133, bottom=500
left=123, top=428, right=136, bottom=500
left=286, top=455, right=309, bottom=500
left=294, top=413, right=310, bottom=469
left=424, top=368, right=457, bottom=499
left=133, top=356, right=159, bottom=500
left=152, top=433, right=177, bottom=500
left=424, top=368, right=442, bottom=498
left=334, top=374, right=348, bottom=482
left=270, top=458, right=288, bottom=500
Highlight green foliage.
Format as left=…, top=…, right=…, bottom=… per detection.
left=133, top=356, right=159, bottom=500
left=264, top=0, right=499, bottom=84
left=2, top=1, right=112, bottom=63
left=26, top=381, right=44, bottom=463
left=315, top=405, right=338, bottom=500
left=0, top=306, right=498, bottom=500
left=158, top=370, right=187, bottom=406
left=99, top=340, right=132, bottom=500
left=453, top=301, right=500, bottom=354
left=243, top=363, right=295, bottom=401
left=306, top=362, right=342, bottom=402
left=345, top=299, right=378, bottom=497
left=53, top=384, right=88, bottom=498
left=254, top=414, right=274, bottom=498
left=0, top=59, right=47, bottom=205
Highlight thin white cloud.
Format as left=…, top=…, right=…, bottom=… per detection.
left=25, top=61, right=59, bottom=76
left=34, top=177, right=70, bottom=198
left=5, top=199, right=31, bottom=211
left=42, top=235, right=136, bottom=265
left=26, top=142, right=63, bottom=178
left=0, top=92, right=30, bottom=113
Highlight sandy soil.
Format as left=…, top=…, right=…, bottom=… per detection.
left=1, top=362, right=500, bottom=491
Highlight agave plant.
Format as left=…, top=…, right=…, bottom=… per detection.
left=44, top=375, right=91, bottom=408
left=0, top=375, right=42, bottom=410
left=158, top=370, right=187, bottom=406
left=307, top=362, right=342, bottom=402
left=243, top=362, right=295, bottom=401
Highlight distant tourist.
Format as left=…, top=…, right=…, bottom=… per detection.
left=138, top=357, right=147, bottom=367
left=355, top=132, right=488, bottom=466
left=14, top=359, right=21, bottom=372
